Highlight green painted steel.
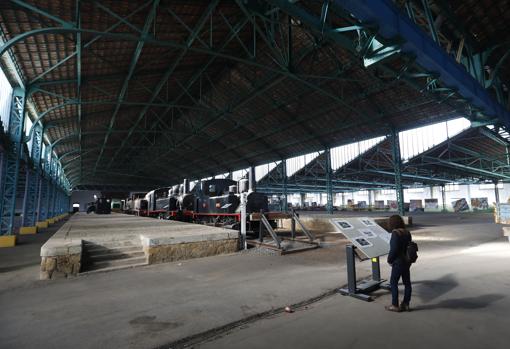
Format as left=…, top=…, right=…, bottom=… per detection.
left=92, top=0, right=161, bottom=176
left=0, top=87, right=26, bottom=235
left=390, top=128, right=405, bottom=216
left=325, top=148, right=334, bottom=214
left=105, top=0, right=220, bottom=170
left=21, top=122, right=43, bottom=227
left=282, top=159, right=288, bottom=212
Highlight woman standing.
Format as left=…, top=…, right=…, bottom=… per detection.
left=385, top=215, right=413, bottom=312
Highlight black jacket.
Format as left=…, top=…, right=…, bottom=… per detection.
left=387, top=228, right=412, bottom=265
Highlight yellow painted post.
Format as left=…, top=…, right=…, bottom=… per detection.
left=36, top=221, right=49, bottom=229
left=19, top=226, right=37, bottom=234
left=0, top=235, right=16, bottom=247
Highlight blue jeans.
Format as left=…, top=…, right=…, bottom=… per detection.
left=390, top=262, right=412, bottom=306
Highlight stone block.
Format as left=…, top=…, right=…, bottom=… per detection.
left=281, top=217, right=335, bottom=233
left=40, top=253, right=81, bottom=280
left=144, top=239, right=238, bottom=265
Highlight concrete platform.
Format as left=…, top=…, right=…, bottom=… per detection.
left=40, top=213, right=238, bottom=279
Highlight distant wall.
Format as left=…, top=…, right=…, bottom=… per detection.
left=285, top=183, right=510, bottom=211
left=70, top=190, right=101, bottom=212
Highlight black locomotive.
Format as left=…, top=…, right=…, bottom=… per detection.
left=87, top=197, right=112, bottom=214
left=144, top=187, right=171, bottom=217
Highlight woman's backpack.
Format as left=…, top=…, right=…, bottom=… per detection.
left=406, top=241, right=419, bottom=263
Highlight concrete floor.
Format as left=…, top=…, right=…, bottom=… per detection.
left=0, top=212, right=508, bottom=349
left=0, top=218, right=68, bottom=291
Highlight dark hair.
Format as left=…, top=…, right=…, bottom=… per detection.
left=388, top=215, right=406, bottom=231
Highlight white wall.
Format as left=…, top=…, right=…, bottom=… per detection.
left=284, top=182, right=507, bottom=211
left=350, top=183, right=506, bottom=210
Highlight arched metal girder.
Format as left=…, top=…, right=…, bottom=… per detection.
left=48, top=133, right=79, bottom=151
left=0, top=23, right=344, bottom=100
left=58, top=149, right=82, bottom=162
left=24, top=100, right=214, bottom=142
left=62, top=151, right=100, bottom=171
left=0, top=26, right=287, bottom=76
left=24, top=102, right=74, bottom=142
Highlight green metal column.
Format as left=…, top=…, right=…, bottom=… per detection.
left=390, top=128, right=405, bottom=216
left=441, top=184, right=447, bottom=212
left=0, top=87, right=26, bottom=236
left=325, top=147, right=334, bottom=214
left=37, top=176, right=49, bottom=221
left=49, top=159, right=58, bottom=218
left=50, top=161, right=60, bottom=216
left=282, top=159, right=288, bottom=212
left=299, top=192, right=305, bottom=209
left=44, top=148, right=54, bottom=219
left=56, top=190, right=62, bottom=215
left=21, top=122, right=43, bottom=228
left=494, top=181, right=500, bottom=205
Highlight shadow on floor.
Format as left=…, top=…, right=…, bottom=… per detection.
left=0, top=262, right=39, bottom=273
left=414, top=294, right=506, bottom=311
left=413, top=273, right=459, bottom=302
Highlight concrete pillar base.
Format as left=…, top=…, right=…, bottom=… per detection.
left=0, top=235, right=16, bottom=248
left=36, top=221, right=49, bottom=229
left=20, top=226, right=37, bottom=235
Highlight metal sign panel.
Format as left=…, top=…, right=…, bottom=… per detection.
left=330, top=217, right=390, bottom=258
left=496, top=204, right=510, bottom=224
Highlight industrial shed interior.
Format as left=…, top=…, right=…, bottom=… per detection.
left=0, top=1, right=509, bottom=348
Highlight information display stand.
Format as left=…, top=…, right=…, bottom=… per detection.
left=330, top=217, right=391, bottom=302
left=339, top=245, right=390, bottom=301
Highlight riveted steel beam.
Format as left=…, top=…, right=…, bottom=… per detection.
left=92, top=0, right=160, bottom=175
left=106, top=0, right=220, bottom=169
left=329, top=0, right=510, bottom=127
left=0, top=87, right=26, bottom=235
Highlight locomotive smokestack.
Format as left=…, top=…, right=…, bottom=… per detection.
left=248, top=166, right=256, bottom=192
left=183, top=179, right=189, bottom=194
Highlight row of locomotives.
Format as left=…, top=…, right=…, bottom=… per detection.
left=165, top=174, right=317, bottom=252
left=158, top=169, right=278, bottom=232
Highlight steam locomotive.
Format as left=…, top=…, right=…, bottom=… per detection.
left=87, top=197, right=112, bottom=214
left=130, top=174, right=276, bottom=230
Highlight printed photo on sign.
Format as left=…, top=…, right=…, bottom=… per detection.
left=358, top=218, right=375, bottom=227
left=358, top=228, right=376, bottom=238
left=335, top=220, right=353, bottom=230
left=354, top=237, right=373, bottom=248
